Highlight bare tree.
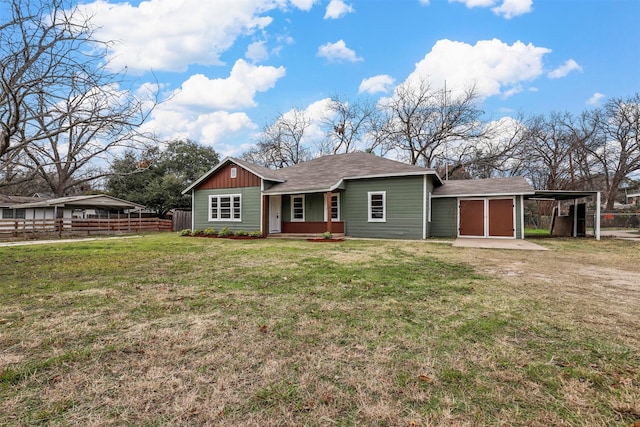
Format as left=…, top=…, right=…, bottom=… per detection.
left=0, top=0, right=155, bottom=195
left=243, top=108, right=312, bottom=168
left=318, top=95, right=383, bottom=155
left=576, top=94, right=640, bottom=209
left=513, top=112, right=580, bottom=190
left=444, top=116, right=527, bottom=179
left=380, top=78, right=487, bottom=167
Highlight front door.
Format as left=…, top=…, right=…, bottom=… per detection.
left=269, top=195, right=282, bottom=233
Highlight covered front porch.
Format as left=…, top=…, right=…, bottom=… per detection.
left=263, top=191, right=344, bottom=237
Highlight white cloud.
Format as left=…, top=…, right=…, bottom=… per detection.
left=450, top=0, right=533, bottom=19
left=419, top=0, right=431, bottom=5
left=77, top=0, right=310, bottom=73
left=548, top=59, right=583, bottom=79
left=169, top=59, right=285, bottom=111
left=289, top=0, right=319, bottom=11
left=359, top=75, right=396, bottom=94
left=587, top=92, right=606, bottom=106
left=491, top=0, right=533, bottom=19
left=324, top=0, right=355, bottom=19
left=246, top=41, right=269, bottom=63
left=407, top=38, right=551, bottom=99
left=140, top=59, right=285, bottom=149
left=317, top=40, right=363, bottom=62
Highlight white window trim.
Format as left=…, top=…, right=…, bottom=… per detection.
left=291, top=194, right=305, bottom=222
left=368, top=191, right=386, bottom=222
left=230, top=167, right=237, bottom=179
left=209, top=194, right=242, bottom=222
left=323, top=193, right=341, bottom=221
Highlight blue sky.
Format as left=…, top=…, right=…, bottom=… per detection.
left=78, top=0, right=640, bottom=157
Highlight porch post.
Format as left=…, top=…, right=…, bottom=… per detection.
left=326, top=191, right=332, bottom=234
left=262, top=195, right=268, bottom=237
left=595, top=192, right=601, bottom=241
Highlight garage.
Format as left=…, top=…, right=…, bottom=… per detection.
left=459, top=197, right=515, bottom=238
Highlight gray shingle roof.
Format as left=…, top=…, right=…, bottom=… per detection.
left=0, top=194, right=46, bottom=207
left=432, top=176, right=534, bottom=197
left=262, top=152, right=439, bottom=194
left=8, top=194, right=144, bottom=209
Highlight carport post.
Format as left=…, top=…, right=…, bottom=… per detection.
left=595, top=192, right=601, bottom=240
left=573, top=199, right=578, bottom=237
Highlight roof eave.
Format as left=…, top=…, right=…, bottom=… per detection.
left=432, top=191, right=536, bottom=198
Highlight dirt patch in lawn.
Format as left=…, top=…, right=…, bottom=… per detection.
left=427, top=238, right=640, bottom=348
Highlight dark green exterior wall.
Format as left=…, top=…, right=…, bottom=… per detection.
left=343, top=176, right=425, bottom=239
left=193, top=187, right=261, bottom=231
left=430, top=197, right=458, bottom=237
left=281, top=193, right=328, bottom=222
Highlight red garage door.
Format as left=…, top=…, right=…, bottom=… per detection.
left=488, top=199, right=514, bottom=237
left=459, top=199, right=485, bottom=237
left=459, top=198, right=515, bottom=238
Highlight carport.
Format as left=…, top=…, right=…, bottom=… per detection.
left=525, top=190, right=601, bottom=240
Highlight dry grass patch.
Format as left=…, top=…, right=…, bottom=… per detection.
left=1, top=234, right=638, bottom=426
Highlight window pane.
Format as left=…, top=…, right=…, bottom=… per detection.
left=293, top=196, right=304, bottom=219
left=331, top=195, right=339, bottom=219
left=210, top=197, right=218, bottom=219
left=233, top=196, right=241, bottom=219
left=370, top=193, right=384, bottom=220
left=220, top=196, right=231, bottom=219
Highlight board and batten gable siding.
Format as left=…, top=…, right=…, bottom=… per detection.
left=430, top=197, right=457, bottom=237
left=343, top=176, right=425, bottom=239
left=197, top=163, right=261, bottom=189
left=193, top=187, right=261, bottom=231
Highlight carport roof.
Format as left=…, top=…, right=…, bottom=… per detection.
left=525, top=190, right=600, bottom=201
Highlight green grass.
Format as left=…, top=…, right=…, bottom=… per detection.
left=0, top=233, right=638, bottom=426
left=524, top=227, right=551, bottom=237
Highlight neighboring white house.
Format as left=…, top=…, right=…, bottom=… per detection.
left=2, top=194, right=145, bottom=219
left=626, top=192, right=640, bottom=205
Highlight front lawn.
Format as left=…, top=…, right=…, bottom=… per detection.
left=1, top=234, right=638, bottom=426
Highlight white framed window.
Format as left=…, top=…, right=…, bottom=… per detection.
left=324, top=193, right=340, bottom=221
left=291, top=195, right=305, bottom=221
left=2, top=209, right=25, bottom=219
left=230, top=167, right=237, bottom=179
left=209, top=194, right=241, bottom=221
left=368, top=191, right=386, bottom=222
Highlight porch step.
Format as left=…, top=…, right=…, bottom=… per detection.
left=268, top=233, right=345, bottom=239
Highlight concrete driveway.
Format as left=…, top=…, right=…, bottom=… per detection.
left=452, top=238, right=549, bottom=250
left=599, top=229, right=640, bottom=240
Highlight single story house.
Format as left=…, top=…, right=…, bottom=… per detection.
left=182, top=152, right=601, bottom=240
left=1, top=194, right=144, bottom=220
left=0, top=194, right=45, bottom=219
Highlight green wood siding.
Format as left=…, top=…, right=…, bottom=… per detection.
left=193, top=187, right=261, bottom=231
left=430, top=198, right=457, bottom=237
left=343, top=176, right=424, bottom=239
left=281, top=193, right=329, bottom=222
